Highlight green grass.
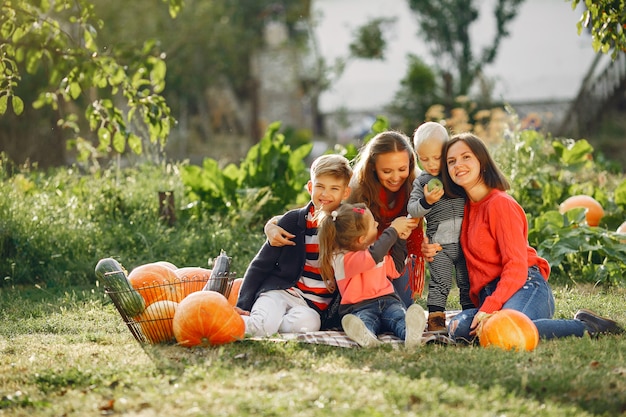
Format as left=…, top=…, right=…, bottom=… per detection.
left=1, top=285, right=624, bottom=416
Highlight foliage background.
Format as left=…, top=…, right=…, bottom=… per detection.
left=1, top=114, right=625, bottom=289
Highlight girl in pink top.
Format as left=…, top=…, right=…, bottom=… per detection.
left=317, top=203, right=426, bottom=348
left=422, top=133, right=622, bottom=343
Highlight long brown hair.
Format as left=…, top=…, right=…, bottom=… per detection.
left=348, top=131, right=417, bottom=221
left=442, top=132, right=510, bottom=198
left=317, top=203, right=369, bottom=292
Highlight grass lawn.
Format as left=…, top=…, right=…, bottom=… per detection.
left=0, top=284, right=624, bottom=417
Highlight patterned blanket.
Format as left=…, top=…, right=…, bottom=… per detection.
left=248, top=310, right=461, bottom=348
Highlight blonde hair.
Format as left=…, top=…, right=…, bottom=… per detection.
left=310, top=154, right=352, bottom=185
left=317, top=203, right=369, bottom=292
left=413, top=121, right=449, bottom=150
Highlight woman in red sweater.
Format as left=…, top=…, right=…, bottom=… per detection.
left=423, top=132, right=622, bottom=343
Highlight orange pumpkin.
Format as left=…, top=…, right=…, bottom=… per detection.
left=227, top=278, right=243, bottom=307
left=558, top=195, right=604, bottom=227
left=173, top=291, right=245, bottom=347
left=128, top=263, right=183, bottom=306
left=175, top=267, right=212, bottom=298
left=153, top=260, right=178, bottom=270
left=138, top=300, right=178, bottom=344
left=478, top=309, right=539, bottom=352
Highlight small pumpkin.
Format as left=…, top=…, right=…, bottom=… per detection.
left=173, top=291, right=245, bottom=347
left=175, top=267, right=212, bottom=298
left=128, top=263, right=182, bottom=306
left=478, top=309, right=539, bottom=352
left=138, top=300, right=178, bottom=344
left=227, top=278, right=243, bottom=307
left=558, top=195, right=604, bottom=227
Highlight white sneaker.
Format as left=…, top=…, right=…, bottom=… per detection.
left=342, top=314, right=381, bottom=348
left=405, top=304, right=427, bottom=349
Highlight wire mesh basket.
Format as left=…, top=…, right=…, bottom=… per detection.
left=103, top=270, right=237, bottom=346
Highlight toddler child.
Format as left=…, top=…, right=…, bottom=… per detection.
left=407, top=122, right=473, bottom=333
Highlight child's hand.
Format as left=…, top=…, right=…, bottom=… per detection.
left=424, top=183, right=445, bottom=205
left=390, top=216, right=418, bottom=239
left=234, top=306, right=250, bottom=316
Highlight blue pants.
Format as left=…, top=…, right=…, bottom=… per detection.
left=351, top=296, right=408, bottom=340
left=448, top=266, right=586, bottom=343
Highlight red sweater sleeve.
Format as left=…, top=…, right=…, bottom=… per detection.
left=462, top=190, right=549, bottom=313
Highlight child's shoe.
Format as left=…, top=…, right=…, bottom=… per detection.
left=342, top=314, right=381, bottom=347
left=427, top=311, right=447, bottom=334
left=405, top=304, right=427, bottom=349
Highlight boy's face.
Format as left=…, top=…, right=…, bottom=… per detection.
left=416, top=139, right=443, bottom=176
left=307, top=174, right=351, bottom=213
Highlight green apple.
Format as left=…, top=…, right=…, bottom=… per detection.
left=427, top=178, right=443, bottom=192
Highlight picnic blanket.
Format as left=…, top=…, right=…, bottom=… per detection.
left=248, top=310, right=461, bottom=348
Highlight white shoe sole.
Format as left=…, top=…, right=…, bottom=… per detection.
left=405, top=304, right=427, bottom=349
left=342, top=314, right=381, bottom=348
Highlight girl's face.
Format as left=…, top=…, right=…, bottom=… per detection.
left=445, top=141, right=482, bottom=190
left=361, top=209, right=379, bottom=248
left=374, top=151, right=411, bottom=193
left=416, top=139, right=443, bottom=176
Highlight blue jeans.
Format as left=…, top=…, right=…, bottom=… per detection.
left=352, top=296, right=408, bottom=340
left=448, top=266, right=586, bottom=343
left=393, top=257, right=415, bottom=308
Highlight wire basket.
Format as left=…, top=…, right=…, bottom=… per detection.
left=103, top=270, right=237, bottom=346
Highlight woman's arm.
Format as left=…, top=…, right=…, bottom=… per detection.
left=264, top=215, right=296, bottom=247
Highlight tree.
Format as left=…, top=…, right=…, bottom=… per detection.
left=569, top=0, right=626, bottom=59
left=0, top=1, right=186, bottom=164
left=406, top=0, right=524, bottom=106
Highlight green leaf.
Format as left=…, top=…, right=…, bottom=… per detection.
left=112, top=131, right=125, bottom=153
left=127, top=133, right=142, bottom=154
left=69, top=82, right=81, bottom=100
left=97, top=127, right=110, bottom=147
left=11, top=95, right=24, bottom=115
left=0, top=95, right=8, bottom=115
left=1, top=20, right=15, bottom=38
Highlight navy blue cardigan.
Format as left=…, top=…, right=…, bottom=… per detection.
left=236, top=203, right=314, bottom=312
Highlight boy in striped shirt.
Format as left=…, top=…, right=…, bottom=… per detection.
left=236, top=154, right=352, bottom=337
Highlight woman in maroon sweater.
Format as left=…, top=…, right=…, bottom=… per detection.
left=422, top=132, right=622, bottom=343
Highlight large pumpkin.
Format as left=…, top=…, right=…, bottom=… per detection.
left=175, top=267, right=212, bottom=298
left=173, top=291, right=245, bottom=347
left=227, top=278, right=243, bottom=307
left=128, top=263, right=182, bottom=306
left=478, top=309, right=539, bottom=352
left=558, top=195, right=604, bottom=227
left=153, top=260, right=178, bottom=270
left=138, top=300, right=178, bottom=344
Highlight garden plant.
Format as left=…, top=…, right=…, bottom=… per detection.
left=0, top=118, right=625, bottom=416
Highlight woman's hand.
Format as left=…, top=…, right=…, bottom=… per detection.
left=421, top=236, right=442, bottom=262
left=265, top=216, right=296, bottom=247
left=469, top=311, right=493, bottom=336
